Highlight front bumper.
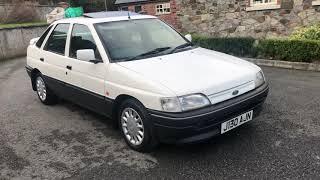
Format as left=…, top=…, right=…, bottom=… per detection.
left=148, top=83, right=269, bottom=144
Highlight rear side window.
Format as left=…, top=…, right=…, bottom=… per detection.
left=44, top=24, right=70, bottom=55
left=36, top=25, right=53, bottom=48
left=69, top=24, right=101, bottom=60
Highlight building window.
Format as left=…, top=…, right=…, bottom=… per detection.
left=313, top=0, right=320, bottom=6
left=247, top=0, right=281, bottom=11
left=156, top=3, right=171, bottom=15
left=120, top=6, right=129, bottom=11
left=252, top=0, right=277, bottom=5
left=135, top=5, right=142, bottom=13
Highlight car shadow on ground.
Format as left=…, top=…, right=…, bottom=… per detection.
left=58, top=98, right=261, bottom=155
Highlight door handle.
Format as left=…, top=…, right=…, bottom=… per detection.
left=66, top=65, right=72, bottom=70
left=40, top=58, right=44, bottom=62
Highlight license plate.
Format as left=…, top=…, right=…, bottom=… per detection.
left=221, top=110, right=253, bottom=134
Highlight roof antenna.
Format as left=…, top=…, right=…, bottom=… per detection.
left=128, top=11, right=131, bottom=20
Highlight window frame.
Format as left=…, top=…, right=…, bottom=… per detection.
left=155, top=3, right=171, bottom=15
left=68, top=23, right=102, bottom=61
left=36, top=25, right=53, bottom=48
left=43, top=23, right=71, bottom=56
left=313, top=0, right=320, bottom=6
left=246, top=0, right=280, bottom=11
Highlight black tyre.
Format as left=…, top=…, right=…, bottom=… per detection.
left=118, top=98, right=158, bottom=152
left=34, top=73, right=58, bottom=105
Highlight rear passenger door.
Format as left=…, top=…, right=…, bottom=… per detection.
left=41, top=23, right=71, bottom=97
left=64, top=23, right=108, bottom=115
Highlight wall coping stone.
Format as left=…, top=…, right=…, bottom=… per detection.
left=244, top=58, right=320, bottom=72
left=0, top=24, right=48, bottom=30
left=0, top=4, right=55, bottom=7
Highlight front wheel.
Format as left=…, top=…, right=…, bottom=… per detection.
left=118, top=99, right=158, bottom=152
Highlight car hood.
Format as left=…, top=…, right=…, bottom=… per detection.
left=117, top=47, right=260, bottom=97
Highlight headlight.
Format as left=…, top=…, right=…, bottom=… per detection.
left=160, top=97, right=181, bottom=112
left=254, top=70, right=265, bottom=88
left=161, top=94, right=210, bottom=112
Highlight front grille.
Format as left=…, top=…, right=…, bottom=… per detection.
left=208, top=81, right=255, bottom=105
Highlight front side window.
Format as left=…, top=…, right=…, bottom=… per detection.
left=95, top=19, right=188, bottom=62
left=156, top=3, right=170, bottom=15
left=69, top=24, right=101, bottom=60
left=44, top=23, right=70, bottom=55
left=36, top=25, right=53, bottom=48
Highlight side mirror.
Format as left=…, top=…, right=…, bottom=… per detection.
left=185, top=34, right=192, bottom=42
left=76, top=49, right=101, bottom=63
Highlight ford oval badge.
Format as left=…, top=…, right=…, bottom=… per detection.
left=232, top=90, right=239, bottom=96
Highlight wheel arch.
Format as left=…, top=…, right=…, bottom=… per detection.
left=112, top=94, right=145, bottom=128
left=30, top=68, right=41, bottom=91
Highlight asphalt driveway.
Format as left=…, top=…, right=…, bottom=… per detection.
left=0, top=57, right=319, bottom=179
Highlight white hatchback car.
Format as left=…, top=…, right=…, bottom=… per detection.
left=26, top=11, right=268, bottom=152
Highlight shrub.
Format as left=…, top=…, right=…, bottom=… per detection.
left=258, top=39, right=320, bottom=62
left=192, top=35, right=320, bottom=62
left=68, top=0, right=86, bottom=7
left=192, top=35, right=258, bottom=57
left=290, top=24, right=320, bottom=41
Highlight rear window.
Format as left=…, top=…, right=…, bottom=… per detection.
left=36, top=25, right=53, bottom=48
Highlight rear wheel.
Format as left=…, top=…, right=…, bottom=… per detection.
left=118, top=99, right=158, bottom=152
left=35, top=74, right=57, bottom=105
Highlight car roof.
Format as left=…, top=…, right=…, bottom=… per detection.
left=84, top=11, right=141, bottom=18
left=53, top=11, right=156, bottom=25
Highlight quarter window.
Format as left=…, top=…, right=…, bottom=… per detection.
left=156, top=3, right=170, bottom=15
left=36, top=25, right=53, bottom=48
left=70, top=24, right=101, bottom=60
left=44, top=24, right=70, bottom=55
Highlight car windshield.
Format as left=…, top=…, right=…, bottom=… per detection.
left=95, top=18, right=191, bottom=62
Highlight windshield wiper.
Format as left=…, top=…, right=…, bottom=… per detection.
left=169, top=42, right=193, bottom=54
left=126, top=47, right=171, bottom=61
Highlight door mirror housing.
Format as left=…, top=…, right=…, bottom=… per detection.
left=89, top=59, right=102, bottom=64
left=30, top=37, right=40, bottom=45
left=76, top=49, right=101, bottom=63
left=185, top=34, right=192, bottom=42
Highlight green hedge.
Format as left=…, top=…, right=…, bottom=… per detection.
left=193, top=36, right=258, bottom=57
left=192, top=35, right=320, bottom=63
left=258, top=39, right=320, bottom=62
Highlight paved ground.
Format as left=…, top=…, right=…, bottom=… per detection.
left=0, top=57, right=320, bottom=180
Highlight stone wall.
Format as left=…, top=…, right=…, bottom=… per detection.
left=0, top=25, right=47, bottom=61
left=0, top=4, right=55, bottom=22
left=176, top=0, right=320, bottom=38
